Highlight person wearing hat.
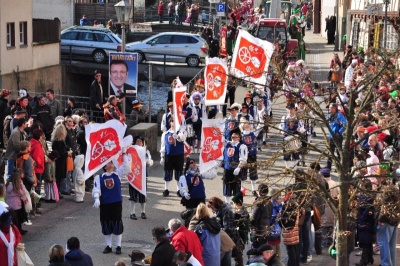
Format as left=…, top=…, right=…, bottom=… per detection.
left=0, top=89, right=11, bottom=148
left=128, top=249, right=146, bottom=266
left=0, top=201, right=22, bottom=266
left=344, top=59, right=358, bottom=90
left=190, top=92, right=205, bottom=153
left=130, top=100, right=149, bottom=125
left=239, top=117, right=259, bottom=195
left=249, top=183, right=272, bottom=249
left=222, top=131, right=248, bottom=203
left=161, top=102, right=186, bottom=134
left=160, top=118, right=187, bottom=197
left=325, top=102, right=347, bottom=170
left=247, top=244, right=284, bottom=266
left=239, top=103, right=254, bottom=122
left=224, top=102, right=241, bottom=141
left=194, top=79, right=205, bottom=100
left=43, top=150, right=61, bottom=203
left=243, top=92, right=257, bottom=120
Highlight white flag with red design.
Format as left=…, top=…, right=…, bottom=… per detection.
left=199, top=119, right=225, bottom=174
left=84, top=119, right=131, bottom=180
left=204, top=57, right=228, bottom=106
left=113, top=145, right=147, bottom=196
left=231, top=29, right=274, bottom=85
left=173, top=85, right=187, bottom=133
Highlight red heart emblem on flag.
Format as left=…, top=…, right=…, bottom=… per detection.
left=201, top=127, right=223, bottom=163
left=88, top=128, right=121, bottom=171
left=234, top=37, right=266, bottom=79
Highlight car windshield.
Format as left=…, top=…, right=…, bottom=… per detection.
left=110, top=33, right=122, bottom=44
left=257, top=26, right=287, bottom=43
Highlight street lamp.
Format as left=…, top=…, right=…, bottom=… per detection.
left=114, top=0, right=132, bottom=115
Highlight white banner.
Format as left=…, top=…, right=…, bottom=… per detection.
left=204, top=57, right=228, bottom=106
left=173, top=85, right=187, bottom=133
left=231, top=29, right=274, bottom=85
left=84, top=120, right=131, bottom=180
left=199, top=119, right=225, bottom=174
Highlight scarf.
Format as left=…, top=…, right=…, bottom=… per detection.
left=0, top=227, right=15, bottom=266
left=186, top=167, right=200, bottom=176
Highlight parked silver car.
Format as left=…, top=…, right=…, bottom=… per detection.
left=61, top=26, right=122, bottom=63
left=125, top=32, right=208, bottom=67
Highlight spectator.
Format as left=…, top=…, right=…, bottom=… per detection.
left=46, top=89, right=63, bottom=120
left=89, top=70, right=105, bottom=116
left=48, top=244, right=71, bottom=266
left=72, top=155, right=85, bottom=203
left=103, top=96, right=125, bottom=123
left=150, top=227, right=176, bottom=266
left=76, top=116, right=88, bottom=156
left=173, top=251, right=202, bottom=266
left=158, top=1, right=164, bottom=23
left=0, top=89, right=11, bottom=149
left=4, top=117, right=28, bottom=179
left=31, top=94, right=54, bottom=140
left=250, top=183, right=272, bottom=249
left=17, top=95, right=32, bottom=119
left=64, top=97, right=76, bottom=117
left=128, top=250, right=145, bottom=266
left=64, top=237, right=93, bottom=266
left=80, top=15, right=90, bottom=26
left=43, top=150, right=60, bottom=203
left=167, top=218, right=204, bottom=265
left=320, top=168, right=338, bottom=248
left=30, top=129, right=45, bottom=196
left=130, top=100, right=149, bottom=125
left=0, top=201, right=22, bottom=266
left=325, top=103, right=346, bottom=170
left=168, top=0, right=175, bottom=24
left=10, top=106, right=27, bottom=134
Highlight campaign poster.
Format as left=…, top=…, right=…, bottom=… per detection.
left=109, top=52, right=138, bottom=97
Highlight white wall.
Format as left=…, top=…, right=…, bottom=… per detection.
left=320, top=0, right=335, bottom=39
left=33, top=0, right=74, bottom=30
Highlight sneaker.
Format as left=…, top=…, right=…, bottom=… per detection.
left=373, top=244, right=380, bottom=255
left=177, top=191, right=181, bottom=197
left=103, top=246, right=112, bottom=254
left=141, top=213, right=147, bottom=219
left=23, top=220, right=32, bottom=226
left=307, top=255, right=312, bottom=262
left=116, top=246, right=121, bottom=255
left=162, top=189, right=169, bottom=197
left=130, top=214, right=137, bottom=220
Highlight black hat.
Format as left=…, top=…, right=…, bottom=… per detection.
left=257, top=244, right=274, bottom=253
left=347, top=45, right=353, bottom=49
left=320, top=168, right=330, bottom=177
left=231, top=192, right=243, bottom=205
left=288, top=103, right=296, bottom=109
left=129, top=250, right=145, bottom=262
left=48, top=150, right=60, bottom=161
left=246, top=247, right=262, bottom=256
left=14, top=106, right=27, bottom=115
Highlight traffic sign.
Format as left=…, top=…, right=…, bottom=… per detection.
left=216, top=2, right=225, bottom=17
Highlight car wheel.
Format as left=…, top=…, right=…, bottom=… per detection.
left=93, top=49, right=106, bottom=63
left=187, top=56, right=200, bottom=67
left=137, top=52, right=145, bottom=63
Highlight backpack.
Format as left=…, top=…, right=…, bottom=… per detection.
left=3, top=115, right=12, bottom=149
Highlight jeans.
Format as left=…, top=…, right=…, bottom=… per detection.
left=377, top=223, right=397, bottom=266
left=6, top=159, right=15, bottom=180
left=168, top=13, right=174, bottom=24
left=220, top=250, right=232, bottom=266
left=300, top=211, right=311, bottom=262
left=327, top=137, right=342, bottom=169
left=314, top=226, right=322, bottom=254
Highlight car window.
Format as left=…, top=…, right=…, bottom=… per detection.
left=150, top=35, right=171, bottom=44
left=95, top=33, right=113, bottom=43
left=62, top=31, right=78, bottom=40
left=172, top=35, right=189, bottom=44
left=189, top=37, right=199, bottom=43
left=78, top=32, right=94, bottom=41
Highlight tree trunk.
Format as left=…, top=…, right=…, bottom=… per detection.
left=336, top=182, right=349, bottom=266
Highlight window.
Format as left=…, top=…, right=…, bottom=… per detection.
left=78, top=32, right=94, bottom=41
left=189, top=37, right=199, bottom=43
left=149, top=35, right=171, bottom=44
left=95, top=33, right=113, bottom=43
left=61, top=31, right=78, bottom=40
left=6, top=23, right=15, bottom=47
left=19, top=21, right=27, bottom=46
left=173, top=35, right=189, bottom=44
left=383, top=24, right=398, bottom=51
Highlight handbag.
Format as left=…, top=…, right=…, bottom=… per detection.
left=23, top=186, right=32, bottom=213
left=17, top=243, right=34, bottom=266
left=53, top=182, right=60, bottom=202
left=282, top=211, right=300, bottom=245
left=66, top=156, right=74, bottom=172
left=312, top=204, right=322, bottom=228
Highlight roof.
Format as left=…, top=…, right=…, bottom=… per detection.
left=62, top=26, right=113, bottom=34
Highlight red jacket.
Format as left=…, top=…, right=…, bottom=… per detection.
left=0, top=225, right=22, bottom=266
left=158, top=3, right=164, bottom=15
left=30, top=138, right=45, bottom=174
left=170, top=226, right=204, bottom=266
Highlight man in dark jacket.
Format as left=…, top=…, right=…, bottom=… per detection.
left=89, top=70, right=104, bottom=111
left=150, top=226, right=176, bottom=266
left=31, top=94, right=54, bottom=140
left=0, top=89, right=11, bottom=148
left=64, top=237, right=93, bottom=266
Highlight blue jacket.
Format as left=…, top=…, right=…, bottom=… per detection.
left=327, top=111, right=347, bottom=138
left=194, top=217, right=221, bottom=266
left=65, top=249, right=93, bottom=266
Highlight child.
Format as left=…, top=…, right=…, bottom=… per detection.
left=72, top=154, right=85, bottom=203
left=43, top=151, right=60, bottom=203
left=5, top=169, right=28, bottom=235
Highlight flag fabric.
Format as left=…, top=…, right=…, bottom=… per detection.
left=220, top=26, right=228, bottom=57
left=199, top=119, right=225, bottom=174
left=84, top=119, right=129, bottom=179
left=231, top=29, right=274, bottom=85
left=173, top=85, right=187, bottom=133
left=204, top=57, right=228, bottom=106
left=114, top=145, right=147, bottom=196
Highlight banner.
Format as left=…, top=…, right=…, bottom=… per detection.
left=231, top=29, right=274, bottom=85
left=199, top=119, right=225, bottom=174
left=204, top=57, right=228, bottom=106
left=109, top=52, right=138, bottom=97
left=220, top=26, right=227, bottom=57
left=114, top=145, right=147, bottom=196
left=173, top=85, right=187, bottom=133
left=84, top=119, right=130, bottom=179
